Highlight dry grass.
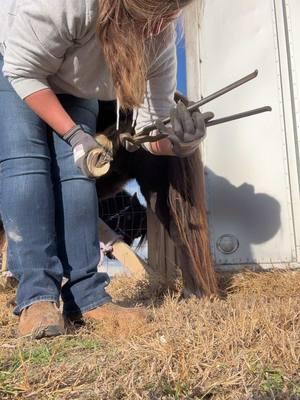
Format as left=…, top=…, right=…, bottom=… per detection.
left=0, top=269, right=300, bottom=400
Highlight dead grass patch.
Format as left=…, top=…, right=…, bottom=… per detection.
left=0, top=270, right=300, bottom=399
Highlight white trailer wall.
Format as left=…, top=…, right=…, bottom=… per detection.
left=184, top=1, right=300, bottom=269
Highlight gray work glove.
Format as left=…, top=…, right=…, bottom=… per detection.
left=155, top=101, right=214, bottom=157
left=63, top=125, right=102, bottom=177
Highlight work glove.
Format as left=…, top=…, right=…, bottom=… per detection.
left=155, top=101, right=214, bottom=157
left=63, top=125, right=104, bottom=177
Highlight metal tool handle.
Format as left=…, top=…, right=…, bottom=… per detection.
left=206, top=106, right=272, bottom=127
left=122, top=106, right=273, bottom=146
left=139, top=70, right=259, bottom=135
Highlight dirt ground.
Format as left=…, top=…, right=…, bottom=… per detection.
left=0, top=269, right=300, bottom=400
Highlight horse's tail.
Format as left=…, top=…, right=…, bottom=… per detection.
left=168, top=151, right=219, bottom=296
left=0, top=220, right=4, bottom=247
left=0, top=220, right=5, bottom=267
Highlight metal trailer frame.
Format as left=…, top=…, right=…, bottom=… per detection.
left=184, top=0, right=300, bottom=271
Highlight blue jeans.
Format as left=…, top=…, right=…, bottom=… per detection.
left=0, top=56, right=112, bottom=316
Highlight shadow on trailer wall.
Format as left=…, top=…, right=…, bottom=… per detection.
left=184, top=0, right=300, bottom=270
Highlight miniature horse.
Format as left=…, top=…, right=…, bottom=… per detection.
left=95, top=100, right=218, bottom=297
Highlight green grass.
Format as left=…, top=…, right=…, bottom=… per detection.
left=259, top=369, right=285, bottom=395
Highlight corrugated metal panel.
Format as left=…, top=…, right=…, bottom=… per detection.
left=279, top=0, right=300, bottom=255
left=185, top=0, right=300, bottom=268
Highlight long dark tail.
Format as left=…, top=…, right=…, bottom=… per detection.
left=168, top=151, right=219, bottom=296
left=0, top=220, right=5, bottom=256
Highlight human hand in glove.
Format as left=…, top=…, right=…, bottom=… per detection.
left=63, top=125, right=110, bottom=177
left=155, top=101, right=214, bottom=157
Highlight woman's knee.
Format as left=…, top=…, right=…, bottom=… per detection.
left=57, top=177, right=97, bottom=207
left=0, top=157, right=53, bottom=219
left=0, top=156, right=51, bottom=179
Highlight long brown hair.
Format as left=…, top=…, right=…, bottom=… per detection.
left=168, top=152, right=219, bottom=296
left=96, top=0, right=193, bottom=109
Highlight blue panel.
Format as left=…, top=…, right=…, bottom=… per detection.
left=176, top=25, right=187, bottom=95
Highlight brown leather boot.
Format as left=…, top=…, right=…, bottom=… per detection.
left=69, top=302, right=148, bottom=324
left=18, top=302, right=65, bottom=339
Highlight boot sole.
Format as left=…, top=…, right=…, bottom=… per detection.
left=21, top=325, right=65, bottom=340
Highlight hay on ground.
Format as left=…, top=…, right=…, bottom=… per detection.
left=0, top=270, right=299, bottom=399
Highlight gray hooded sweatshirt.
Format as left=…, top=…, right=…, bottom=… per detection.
left=0, top=0, right=177, bottom=132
